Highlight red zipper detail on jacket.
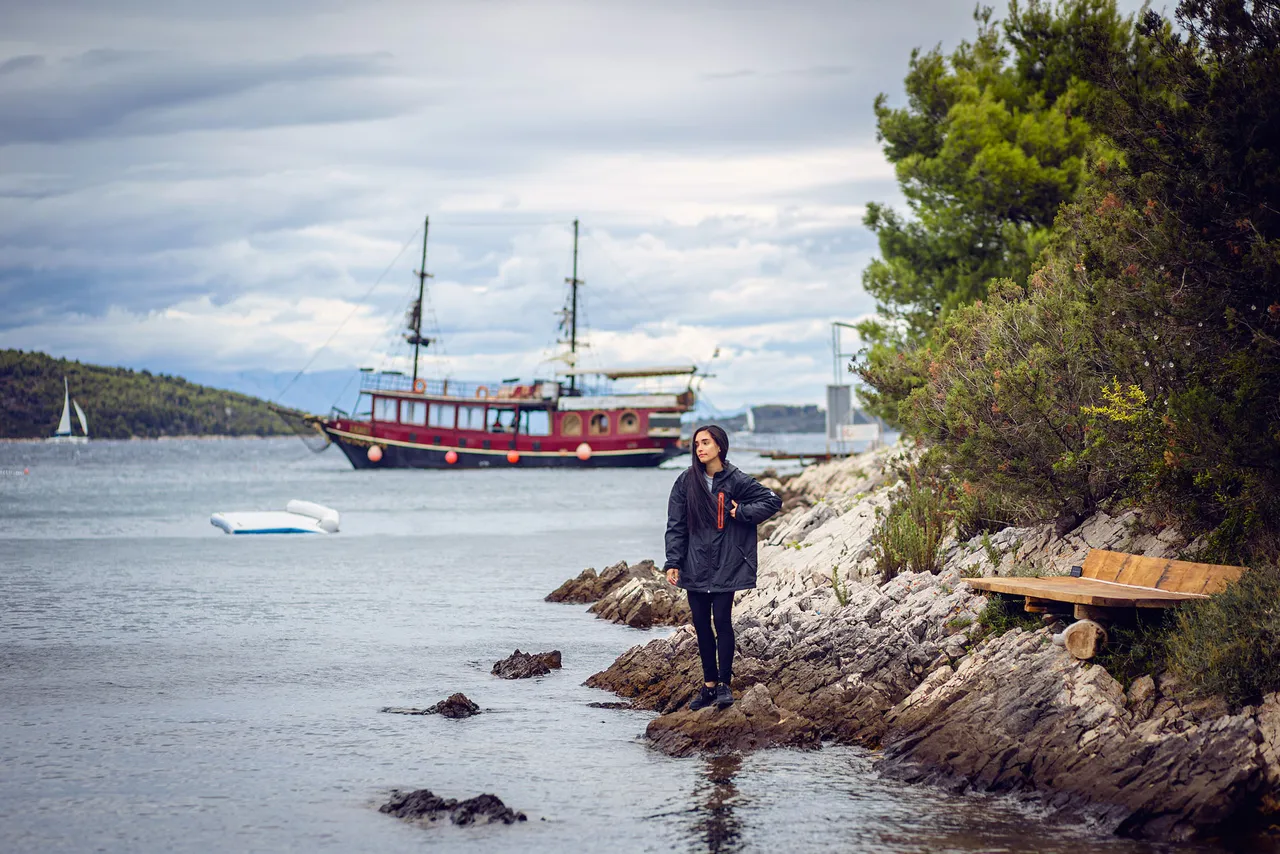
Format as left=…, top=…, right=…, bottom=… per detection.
left=717, top=492, right=724, bottom=530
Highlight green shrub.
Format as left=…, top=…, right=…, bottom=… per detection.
left=1094, top=612, right=1175, bottom=689
left=974, top=594, right=1041, bottom=639
left=981, top=532, right=1001, bottom=568
left=856, top=1, right=1280, bottom=564
left=873, top=467, right=949, bottom=582
left=831, top=566, right=851, bottom=607
left=1165, top=564, right=1280, bottom=708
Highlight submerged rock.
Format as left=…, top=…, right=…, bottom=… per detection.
left=380, top=788, right=527, bottom=826
left=380, top=692, right=481, bottom=718
left=492, top=649, right=562, bottom=679
left=645, top=684, right=820, bottom=757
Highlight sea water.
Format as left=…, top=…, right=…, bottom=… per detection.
left=0, top=439, right=1228, bottom=852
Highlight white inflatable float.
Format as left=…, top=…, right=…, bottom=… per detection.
left=210, top=500, right=340, bottom=535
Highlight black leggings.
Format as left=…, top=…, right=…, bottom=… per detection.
left=688, top=590, right=735, bottom=685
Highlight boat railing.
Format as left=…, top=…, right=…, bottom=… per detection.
left=358, top=372, right=554, bottom=402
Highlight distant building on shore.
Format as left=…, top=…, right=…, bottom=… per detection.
left=687, top=404, right=829, bottom=435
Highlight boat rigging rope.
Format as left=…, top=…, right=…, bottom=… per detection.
left=273, top=224, right=423, bottom=404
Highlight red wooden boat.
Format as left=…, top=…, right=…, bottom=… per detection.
left=312, top=218, right=700, bottom=469
left=321, top=367, right=695, bottom=469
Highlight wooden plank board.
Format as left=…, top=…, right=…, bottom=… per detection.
left=1081, top=549, right=1246, bottom=594
left=1116, top=555, right=1168, bottom=588
left=964, top=576, right=1205, bottom=608
left=1082, top=550, right=1129, bottom=583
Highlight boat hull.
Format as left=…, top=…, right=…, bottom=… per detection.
left=327, top=431, right=680, bottom=469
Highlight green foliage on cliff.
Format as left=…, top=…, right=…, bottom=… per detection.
left=860, top=0, right=1280, bottom=560
left=0, top=350, right=291, bottom=439
left=858, top=0, right=1133, bottom=421
left=873, top=464, right=950, bottom=581
left=1096, top=565, right=1280, bottom=708
left=1167, top=565, right=1280, bottom=707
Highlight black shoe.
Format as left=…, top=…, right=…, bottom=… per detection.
left=715, top=683, right=733, bottom=708
left=689, top=686, right=717, bottom=711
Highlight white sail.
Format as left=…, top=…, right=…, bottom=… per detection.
left=56, top=378, right=72, bottom=435
left=73, top=399, right=89, bottom=436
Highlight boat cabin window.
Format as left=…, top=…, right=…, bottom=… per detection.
left=560, top=413, right=582, bottom=436
left=618, top=411, right=640, bottom=434
left=403, top=401, right=427, bottom=426
left=355, top=393, right=373, bottom=418
left=457, top=405, right=486, bottom=431
left=589, top=413, right=610, bottom=435
left=489, top=406, right=517, bottom=433
left=521, top=409, right=551, bottom=436
left=429, top=403, right=455, bottom=428
left=374, top=397, right=398, bottom=422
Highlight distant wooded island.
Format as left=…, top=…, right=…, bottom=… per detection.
left=0, top=350, right=291, bottom=440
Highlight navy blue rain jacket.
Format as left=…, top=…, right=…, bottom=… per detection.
left=664, top=463, right=782, bottom=593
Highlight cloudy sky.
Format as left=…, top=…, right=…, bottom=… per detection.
left=1, top=0, right=1147, bottom=412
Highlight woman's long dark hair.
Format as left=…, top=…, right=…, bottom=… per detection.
left=686, top=425, right=730, bottom=533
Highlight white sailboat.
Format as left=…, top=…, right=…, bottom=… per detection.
left=47, top=377, right=89, bottom=444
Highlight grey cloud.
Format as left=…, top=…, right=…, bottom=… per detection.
left=0, top=55, right=44, bottom=75
left=0, top=50, right=404, bottom=145
left=0, top=0, right=989, bottom=398
left=701, top=69, right=756, bottom=81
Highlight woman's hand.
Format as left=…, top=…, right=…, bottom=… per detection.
left=665, top=567, right=679, bottom=585
left=730, top=500, right=739, bottom=519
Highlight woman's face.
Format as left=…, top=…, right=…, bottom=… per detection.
left=694, top=430, right=721, bottom=464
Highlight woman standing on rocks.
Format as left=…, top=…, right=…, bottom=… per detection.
left=664, top=425, right=781, bottom=710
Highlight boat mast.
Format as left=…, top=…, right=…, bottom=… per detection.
left=565, top=218, right=582, bottom=394
left=411, top=215, right=432, bottom=388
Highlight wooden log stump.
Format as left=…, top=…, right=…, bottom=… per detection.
left=1063, top=619, right=1108, bottom=660
left=1073, top=603, right=1113, bottom=623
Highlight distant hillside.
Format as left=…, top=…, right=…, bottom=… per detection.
left=0, top=350, right=292, bottom=439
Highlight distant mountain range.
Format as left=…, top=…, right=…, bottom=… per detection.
left=177, top=368, right=366, bottom=418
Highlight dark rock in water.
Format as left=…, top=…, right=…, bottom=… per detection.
left=431, top=692, right=482, bottom=718
left=379, top=692, right=481, bottom=718
left=547, top=559, right=690, bottom=629
left=380, top=788, right=527, bottom=826
left=587, top=701, right=633, bottom=710
left=492, top=649, right=562, bottom=679
left=645, top=684, right=820, bottom=757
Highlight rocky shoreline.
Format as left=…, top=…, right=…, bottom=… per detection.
left=574, top=447, right=1280, bottom=842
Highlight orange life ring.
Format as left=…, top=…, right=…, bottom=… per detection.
left=412, top=378, right=426, bottom=394
left=475, top=385, right=490, bottom=399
